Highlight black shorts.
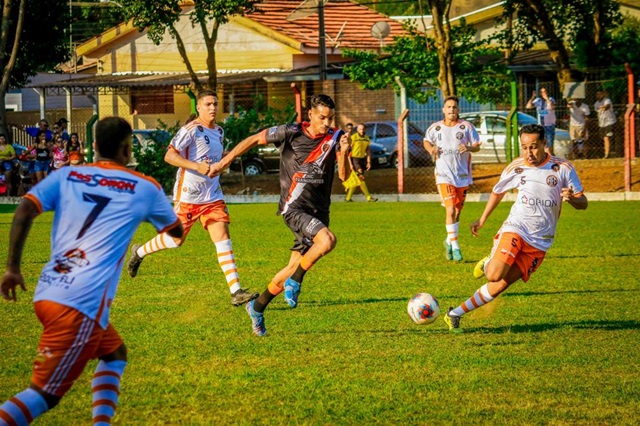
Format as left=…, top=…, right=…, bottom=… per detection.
left=283, top=210, right=329, bottom=254
left=352, top=157, right=367, bottom=173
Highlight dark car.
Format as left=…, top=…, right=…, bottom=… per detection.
left=129, top=129, right=173, bottom=167
left=230, top=141, right=390, bottom=176
left=363, top=121, right=432, bottom=168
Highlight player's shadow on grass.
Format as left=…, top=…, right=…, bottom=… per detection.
left=503, top=288, right=638, bottom=297
left=477, top=319, right=640, bottom=334
left=269, top=297, right=406, bottom=310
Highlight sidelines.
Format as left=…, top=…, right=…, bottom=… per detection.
left=1, top=192, right=638, bottom=206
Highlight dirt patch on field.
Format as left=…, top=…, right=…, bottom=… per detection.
left=219, top=158, right=640, bottom=196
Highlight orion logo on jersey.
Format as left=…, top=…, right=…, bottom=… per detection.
left=521, top=195, right=558, bottom=207
left=68, top=170, right=137, bottom=194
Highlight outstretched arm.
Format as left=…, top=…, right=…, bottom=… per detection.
left=470, top=191, right=506, bottom=237
left=1, top=198, right=39, bottom=301
left=208, top=132, right=263, bottom=177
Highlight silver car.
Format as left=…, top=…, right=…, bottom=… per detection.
left=458, top=111, right=572, bottom=163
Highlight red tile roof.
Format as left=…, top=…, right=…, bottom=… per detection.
left=247, top=0, right=406, bottom=51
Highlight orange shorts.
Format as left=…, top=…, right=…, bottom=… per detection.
left=32, top=301, right=123, bottom=397
left=437, top=184, right=467, bottom=209
left=175, top=200, right=230, bottom=238
left=489, top=232, right=546, bottom=282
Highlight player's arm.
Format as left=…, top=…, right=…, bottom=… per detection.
left=470, top=191, right=506, bottom=237
left=336, top=132, right=352, bottom=181
left=423, top=139, right=439, bottom=159
left=526, top=91, right=537, bottom=109
left=365, top=144, right=372, bottom=171
left=165, top=147, right=210, bottom=176
left=1, top=198, right=39, bottom=301
left=209, top=132, right=263, bottom=177
left=562, top=187, right=588, bottom=210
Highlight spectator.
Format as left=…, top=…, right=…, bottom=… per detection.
left=594, top=90, right=616, bottom=159
left=526, top=87, right=556, bottom=155
left=567, top=99, right=590, bottom=159
left=67, top=133, right=85, bottom=165
left=345, top=123, right=377, bottom=202
left=51, top=136, right=69, bottom=170
left=57, top=118, right=70, bottom=141
left=0, top=134, right=17, bottom=196
left=33, top=130, right=51, bottom=183
left=344, top=122, right=354, bottom=137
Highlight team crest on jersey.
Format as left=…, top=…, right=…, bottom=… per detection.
left=54, top=248, right=90, bottom=274
left=552, top=163, right=560, bottom=172
left=456, top=132, right=464, bottom=140
left=546, top=175, right=558, bottom=187
left=68, top=170, right=137, bottom=194
left=197, top=125, right=204, bottom=132
left=322, top=142, right=331, bottom=153
left=460, top=124, right=466, bottom=130
left=515, top=167, right=523, bottom=174
left=435, top=126, right=441, bottom=131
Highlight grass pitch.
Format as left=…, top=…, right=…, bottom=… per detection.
left=1, top=201, right=639, bottom=425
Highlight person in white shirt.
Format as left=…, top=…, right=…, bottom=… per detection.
left=526, top=87, right=556, bottom=155
left=594, top=90, right=617, bottom=159
left=127, top=90, right=258, bottom=307
left=442, top=124, right=588, bottom=332
left=567, top=99, right=590, bottom=158
left=423, top=96, right=481, bottom=262
left=0, top=117, right=184, bottom=424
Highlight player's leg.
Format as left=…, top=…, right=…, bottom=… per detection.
left=438, top=184, right=456, bottom=261
left=92, top=328, right=128, bottom=426
left=246, top=252, right=302, bottom=337
left=345, top=185, right=356, bottom=202
left=127, top=202, right=196, bottom=278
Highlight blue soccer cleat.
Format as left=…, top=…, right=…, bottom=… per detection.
left=452, top=248, right=463, bottom=262
left=284, top=277, right=301, bottom=308
left=246, top=300, right=266, bottom=336
left=443, top=240, right=453, bottom=261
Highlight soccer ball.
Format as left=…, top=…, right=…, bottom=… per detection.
left=407, top=293, right=440, bottom=325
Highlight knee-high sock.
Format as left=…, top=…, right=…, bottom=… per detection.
left=0, top=388, right=49, bottom=425
left=450, top=283, right=495, bottom=317
left=137, top=233, right=179, bottom=259
left=346, top=186, right=356, bottom=201
left=446, top=222, right=460, bottom=250
left=92, top=359, right=126, bottom=426
left=359, top=180, right=372, bottom=199
left=215, top=239, right=241, bottom=294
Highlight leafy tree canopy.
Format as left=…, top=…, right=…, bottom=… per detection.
left=343, top=20, right=510, bottom=105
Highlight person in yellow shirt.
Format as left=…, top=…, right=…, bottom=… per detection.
left=346, top=124, right=377, bottom=202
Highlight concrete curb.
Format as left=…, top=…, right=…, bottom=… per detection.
left=1, top=193, right=638, bottom=206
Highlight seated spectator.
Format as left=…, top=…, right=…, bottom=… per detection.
left=68, top=133, right=85, bottom=165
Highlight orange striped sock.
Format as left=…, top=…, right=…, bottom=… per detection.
left=137, top=233, right=178, bottom=258
left=92, top=360, right=126, bottom=426
left=451, top=283, right=494, bottom=317
left=446, top=222, right=460, bottom=250
left=215, top=239, right=241, bottom=294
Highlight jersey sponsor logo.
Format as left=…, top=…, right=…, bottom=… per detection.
left=197, top=125, right=204, bottom=132
left=521, top=195, right=558, bottom=207
left=305, top=218, right=322, bottom=234
left=456, top=132, right=464, bottom=140
left=460, top=124, right=466, bottom=130
left=552, top=163, right=560, bottom=172
left=546, top=175, right=558, bottom=187
left=268, top=126, right=278, bottom=136
left=68, top=170, right=137, bottom=194
left=53, top=248, right=90, bottom=274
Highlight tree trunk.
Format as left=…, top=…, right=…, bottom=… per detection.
left=428, top=0, right=456, bottom=97
left=0, top=0, right=26, bottom=140
left=202, top=19, right=219, bottom=90
left=170, top=25, right=203, bottom=92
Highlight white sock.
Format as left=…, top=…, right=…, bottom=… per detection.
left=137, top=233, right=179, bottom=258
left=450, top=283, right=495, bottom=317
left=446, top=222, right=460, bottom=250
left=215, top=239, right=241, bottom=294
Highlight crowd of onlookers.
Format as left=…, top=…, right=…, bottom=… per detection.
left=0, top=118, right=86, bottom=197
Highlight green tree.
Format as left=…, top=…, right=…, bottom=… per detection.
left=343, top=20, right=510, bottom=105
left=0, top=0, right=70, bottom=138
left=120, top=0, right=261, bottom=91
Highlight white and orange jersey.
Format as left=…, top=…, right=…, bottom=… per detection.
left=170, top=118, right=225, bottom=204
left=425, top=119, right=480, bottom=187
left=493, top=155, right=584, bottom=252
left=25, top=162, right=180, bottom=329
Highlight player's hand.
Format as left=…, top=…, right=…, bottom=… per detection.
left=1, top=271, right=27, bottom=302
left=196, top=161, right=210, bottom=176
left=531, top=90, right=537, bottom=99
left=207, top=162, right=224, bottom=178
left=430, top=146, right=440, bottom=159
left=470, top=220, right=483, bottom=237
left=561, top=186, right=574, bottom=202
left=339, top=133, right=350, bottom=150
left=366, top=161, right=371, bottom=171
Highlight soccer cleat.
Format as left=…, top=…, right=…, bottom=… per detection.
left=452, top=248, right=463, bottom=262
left=368, top=197, right=378, bottom=202
left=443, top=240, right=453, bottom=261
left=284, top=277, right=301, bottom=308
left=231, top=288, right=259, bottom=307
left=127, top=244, right=143, bottom=278
left=443, top=307, right=462, bottom=333
left=473, top=255, right=490, bottom=279
left=246, top=300, right=266, bottom=336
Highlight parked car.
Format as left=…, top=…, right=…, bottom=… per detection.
left=129, top=129, right=173, bottom=167
left=229, top=141, right=390, bottom=176
left=364, top=121, right=433, bottom=168
left=458, top=111, right=572, bottom=163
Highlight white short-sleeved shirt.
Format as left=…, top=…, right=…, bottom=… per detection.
left=569, top=103, right=590, bottom=127
left=492, top=155, right=584, bottom=252
left=170, top=118, right=225, bottom=204
left=424, top=119, right=480, bottom=187
left=594, top=98, right=617, bottom=128
left=532, top=97, right=556, bottom=126
left=26, top=162, right=180, bottom=329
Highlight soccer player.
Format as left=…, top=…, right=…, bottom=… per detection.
left=423, top=96, right=481, bottom=262
left=127, top=90, right=258, bottom=307
left=443, top=124, right=588, bottom=332
left=0, top=117, right=183, bottom=424
left=209, top=94, right=351, bottom=336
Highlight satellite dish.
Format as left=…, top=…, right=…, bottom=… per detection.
left=370, top=21, right=391, bottom=40
left=287, top=0, right=328, bottom=22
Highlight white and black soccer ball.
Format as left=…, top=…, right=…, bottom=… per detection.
left=407, top=293, right=440, bottom=325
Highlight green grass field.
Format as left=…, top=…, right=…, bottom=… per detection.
left=1, top=201, right=639, bottom=425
